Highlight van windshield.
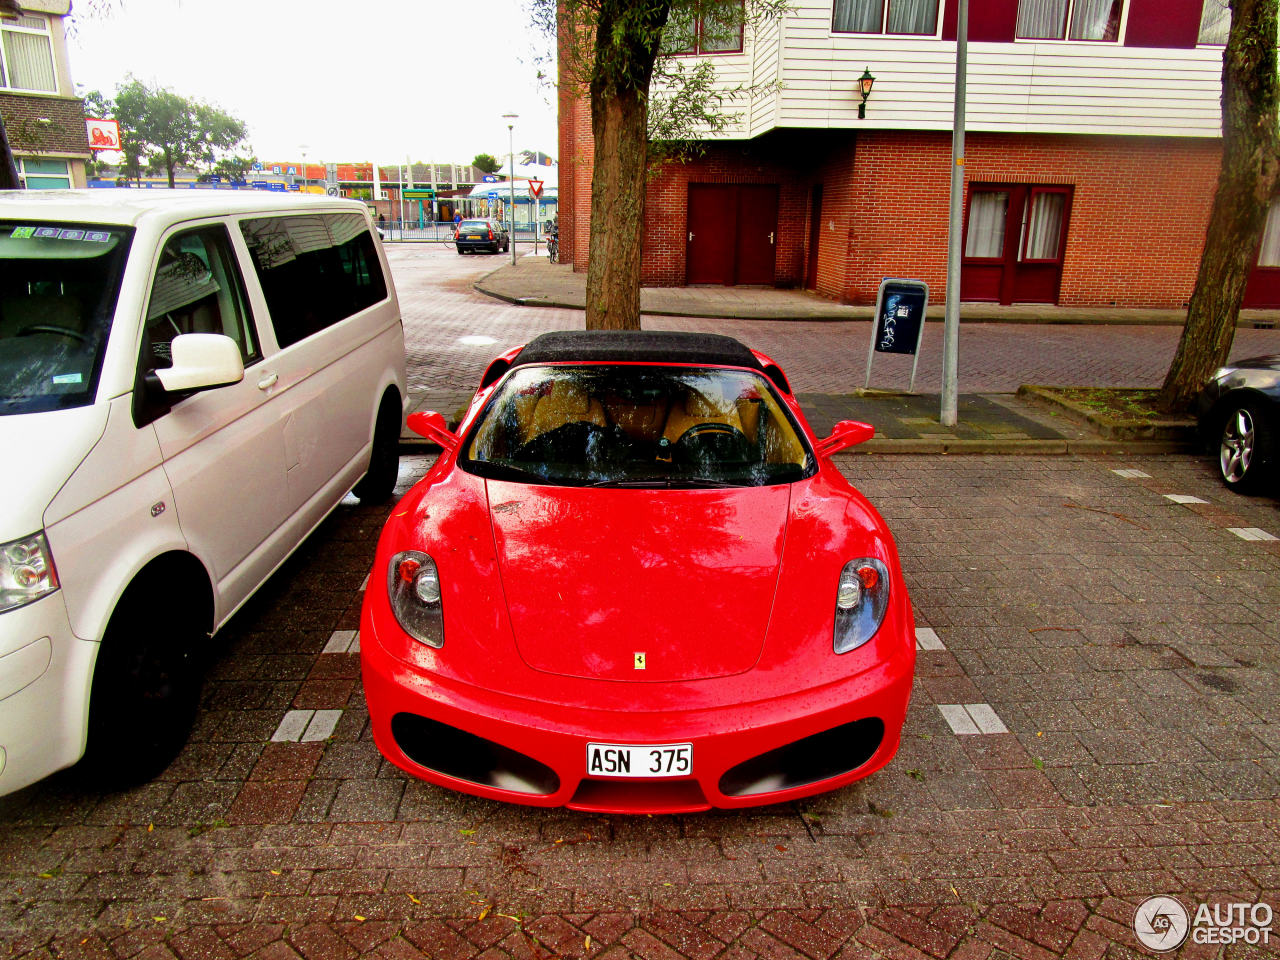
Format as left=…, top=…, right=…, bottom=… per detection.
left=0, top=222, right=133, bottom=416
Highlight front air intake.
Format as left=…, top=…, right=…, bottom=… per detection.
left=390, top=713, right=559, bottom=795
left=719, top=718, right=885, bottom=797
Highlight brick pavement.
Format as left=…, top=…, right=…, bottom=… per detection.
left=395, top=246, right=1280, bottom=419
left=1, top=247, right=1278, bottom=958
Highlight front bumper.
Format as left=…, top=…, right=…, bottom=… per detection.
left=361, top=610, right=914, bottom=813
left=0, top=593, right=98, bottom=796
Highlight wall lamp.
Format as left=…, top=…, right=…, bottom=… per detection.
left=858, top=67, right=875, bottom=119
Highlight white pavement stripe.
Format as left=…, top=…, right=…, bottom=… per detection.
left=301, top=709, right=343, bottom=742
left=361, top=573, right=370, bottom=591
left=1112, top=469, right=1151, bottom=479
left=1229, top=527, right=1279, bottom=541
left=323, top=630, right=358, bottom=654
left=351, top=635, right=361, bottom=653
left=938, top=704, right=981, bottom=736
left=915, top=627, right=946, bottom=651
left=271, top=710, right=313, bottom=743
left=1164, top=494, right=1208, bottom=504
left=964, top=702, right=1010, bottom=735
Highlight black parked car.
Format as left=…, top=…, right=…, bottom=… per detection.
left=455, top=218, right=510, bottom=255
left=1197, top=355, right=1280, bottom=493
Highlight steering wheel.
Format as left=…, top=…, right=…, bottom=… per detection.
left=673, top=422, right=751, bottom=464
left=678, top=422, right=749, bottom=444
left=17, top=324, right=87, bottom=343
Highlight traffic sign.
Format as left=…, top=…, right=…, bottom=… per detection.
left=528, top=179, right=544, bottom=198
left=487, top=192, right=498, bottom=200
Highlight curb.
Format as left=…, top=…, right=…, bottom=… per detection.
left=472, top=271, right=1280, bottom=327
left=1017, top=385, right=1198, bottom=442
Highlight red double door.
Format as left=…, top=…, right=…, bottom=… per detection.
left=686, top=184, right=779, bottom=285
left=960, top=183, right=1072, bottom=304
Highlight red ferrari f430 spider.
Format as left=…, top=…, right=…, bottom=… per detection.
left=360, top=331, right=915, bottom=813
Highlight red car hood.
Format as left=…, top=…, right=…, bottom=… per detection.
left=485, top=479, right=791, bottom=682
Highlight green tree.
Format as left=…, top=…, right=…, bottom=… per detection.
left=538, top=0, right=786, bottom=330
left=109, top=78, right=250, bottom=188
left=473, top=153, right=502, bottom=174
left=1159, top=0, right=1280, bottom=411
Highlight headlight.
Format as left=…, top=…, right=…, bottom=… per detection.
left=0, top=532, right=59, bottom=614
left=833, top=558, right=889, bottom=654
left=387, top=550, right=444, bottom=648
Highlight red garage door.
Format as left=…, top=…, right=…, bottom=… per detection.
left=687, top=184, right=778, bottom=285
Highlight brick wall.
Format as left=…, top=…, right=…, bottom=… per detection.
left=557, top=82, right=1223, bottom=307
left=844, top=131, right=1221, bottom=308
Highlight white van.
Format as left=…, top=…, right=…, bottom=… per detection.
left=0, top=190, right=407, bottom=795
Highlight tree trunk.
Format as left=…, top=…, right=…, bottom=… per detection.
left=586, top=83, right=649, bottom=330
left=1158, top=0, right=1280, bottom=413
left=583, top=0, right=673, bottom=331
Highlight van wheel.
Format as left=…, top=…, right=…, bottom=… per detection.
left=353, top=394, right=402, bottom=504
left=81, top=586, right=201, bottom=788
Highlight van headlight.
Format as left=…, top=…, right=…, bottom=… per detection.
left=387, top=550, right=444, bottom=647
left=833, top=558, right=889, bottom=654
left=1, top=532, right=60, bottom=613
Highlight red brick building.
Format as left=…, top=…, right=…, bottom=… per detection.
left=558, top=0, right=1280, bottom=308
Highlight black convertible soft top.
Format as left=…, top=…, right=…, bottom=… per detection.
left=510, top=331, right=764, bottom=371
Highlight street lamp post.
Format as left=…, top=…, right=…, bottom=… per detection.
left=503, top=113, right=518, bottom=266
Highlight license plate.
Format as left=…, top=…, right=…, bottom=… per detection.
left=586, top=742, right=692, bottom=778
left=466, top=234, right=482, bottom=240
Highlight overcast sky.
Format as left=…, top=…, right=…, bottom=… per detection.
left=68, top=0, right=559, bottom=169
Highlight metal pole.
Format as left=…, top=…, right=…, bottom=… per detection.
left=503, top=113, right=518, bottom=265
left=941, top=0, right=968, bottom=428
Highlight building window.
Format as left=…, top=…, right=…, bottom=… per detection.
left=832, top=0, right=939, bottom=34
left=964, top=191, right=1009, bottom=259
left=1015, top=0, right=1123, bottom=41
left=18, top=158, right=70, bottom=189
left=0, top=13, right=57, bottom=92
left=1258, top=202, right=1280, bottom=267
left=664, top=1, right=744, bottom=54
left=1019, top=188, right=1069, bottom=261
left=1198, top=0, right=1229, bottom=43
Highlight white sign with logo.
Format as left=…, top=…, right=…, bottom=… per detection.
left=86, top=118, right=120, bottom=151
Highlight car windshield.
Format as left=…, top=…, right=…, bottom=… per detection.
left=462, top=364, right=815, bottom=487
left=0, top=222, right=133, bottom=416
left=458, top=221, right=490, bottom=231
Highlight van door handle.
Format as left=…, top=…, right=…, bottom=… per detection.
left=257, top=372, right=278, bottom=391
left=769, top=232, right=775, bottom=244
left=688, top=232, right=694, bottom=242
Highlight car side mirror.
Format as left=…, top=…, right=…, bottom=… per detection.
left=407, top=411, right=460, bottom=451
left=153, top=333, right=245, bottom=393
left=814, top=420, right=875, bottom=457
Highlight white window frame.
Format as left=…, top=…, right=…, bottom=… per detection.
left=831, top=0, right=944, bottom=37
left=0, top=12, right=57, bottom=93
left=1013, top=0, right=1129, bottom=43
left=16, top=157, right=71, bottom=189
left=1197, top=0, right=1230, bottom=44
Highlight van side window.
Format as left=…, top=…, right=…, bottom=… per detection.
left=144, top=226, right=259, bottom=370
left=239, top=213, right=387, bottom=349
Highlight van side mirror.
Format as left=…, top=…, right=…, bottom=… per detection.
left=153, top=333, right=245, bottom=393
left=407, top=411, right=459, bottom=451
left=813, top=420, right=875, bottom=457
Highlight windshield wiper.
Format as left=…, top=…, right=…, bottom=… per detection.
left=590, top=475, right=736, bottom=488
